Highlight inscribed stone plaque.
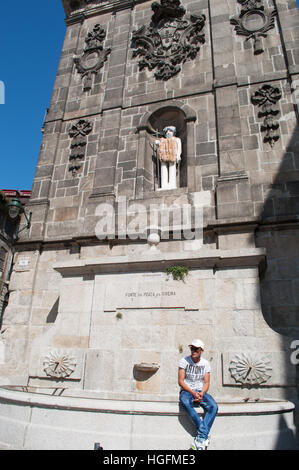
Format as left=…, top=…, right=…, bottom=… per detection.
left=103, top=280, right=204, bottom=311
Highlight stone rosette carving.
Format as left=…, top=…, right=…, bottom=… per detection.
left=230, top=0, right=277, bottom=55
left=251, top=84, right=282, bottom=147
left=74, top=23, right=111, bottom=92
left=132, top=0, right=206, bottom=80
left=68, top=119, right=92, bottom=176
left=43, top=351, right=77, bottom=379
left=229, top=352, right=272, bottom=385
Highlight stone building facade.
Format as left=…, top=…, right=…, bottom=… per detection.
left=0, top=190, right=31, bottom=359
left=0, top=194, right=12, bottom=328
left=0, top=0, right=298, bottom=448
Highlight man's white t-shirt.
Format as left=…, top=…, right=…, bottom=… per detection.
left=179, top=356, right=211, bottom=391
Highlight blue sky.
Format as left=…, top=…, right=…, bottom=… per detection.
left=0, top=1, right=66, bottom=191
left=0, top=1, right=299, bottom=192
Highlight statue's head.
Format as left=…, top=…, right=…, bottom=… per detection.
left=163, top=126, right=176, bottom=137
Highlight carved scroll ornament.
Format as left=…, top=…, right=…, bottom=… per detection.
left=230, top=0, right=277, bottom=55
left=132, top=0, right=206, bottom=81
left=251, top=84, right=282, bottom=147
left=74, top=23, right=111, bottom=91
left=68, top=119, right=93, bottom=176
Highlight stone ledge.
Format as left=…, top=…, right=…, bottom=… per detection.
left=14, top=217, right=298, bottom=249
left=0, top=386, right=295, bottom=416
left=52, top=247, right=266, bottom=276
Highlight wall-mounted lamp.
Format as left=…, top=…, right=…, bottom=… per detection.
left=6, top=198, right=32, bottom=239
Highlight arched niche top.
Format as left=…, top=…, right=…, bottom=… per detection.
left=137, top=101, right=197, bottom=136
left=135, top=101, right=197, bottom=195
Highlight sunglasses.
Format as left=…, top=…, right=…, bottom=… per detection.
left=190, top=346, right=201, bottom=352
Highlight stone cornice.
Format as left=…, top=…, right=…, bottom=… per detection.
left=62, top=0, right=146, bottom=19
left=52, top=247, right=267, bottom=277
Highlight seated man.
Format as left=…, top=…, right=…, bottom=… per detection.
left=178, top=339, right=218, bottom=450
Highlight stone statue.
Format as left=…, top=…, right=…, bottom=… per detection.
left=155, top=126, right=182, bottom=190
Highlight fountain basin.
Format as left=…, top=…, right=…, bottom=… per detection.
left=0, top=386, right=298, bottom=450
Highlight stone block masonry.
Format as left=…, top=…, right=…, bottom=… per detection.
left=0, top=2, right=298, bottom=436
left=23, top=0, right=297, bottom=242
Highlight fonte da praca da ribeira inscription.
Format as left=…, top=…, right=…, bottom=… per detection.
left=103, top=280, right=204, bottom=311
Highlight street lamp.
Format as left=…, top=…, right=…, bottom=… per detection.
left=6, top=198, right=32, bottom=238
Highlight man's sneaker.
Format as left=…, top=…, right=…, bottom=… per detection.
left=204, top=436, right=211, bottom=449
left=191, top=436, right=207, bottom=450
left=204, top=437, right=211, bottom=449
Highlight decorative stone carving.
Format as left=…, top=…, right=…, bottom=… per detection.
left=68, top=119, right=92, bottom=176
left=43, top=351, right=77, bottom=378
left=147, top=231, right=161, bottom=248
left=230, top=0, right=277, bottom=55
left=251, top=84, right=282, bottom=147
left=74, top=23, right=111, bottom=91
left=132, top=0, right=206, bottom=80
left=229, top=352, right=272, bottom=385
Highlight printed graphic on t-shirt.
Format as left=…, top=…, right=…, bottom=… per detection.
left=185, top=364, right=205, bottom=387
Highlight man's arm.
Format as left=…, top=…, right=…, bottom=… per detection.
left=198, top=372, right=210, bottom=401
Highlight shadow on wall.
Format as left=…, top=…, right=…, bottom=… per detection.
left=46, top=298, right=59, bottom=324
left=254, top=92, right=299, bottom=444
left=178, top=403, right=198, bottom=442
left=274, top=414, right=299, bottom=450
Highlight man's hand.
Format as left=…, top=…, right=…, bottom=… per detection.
left=193, top=391, right=205, bottom=402
left=193, top=391, right=203, bottom=402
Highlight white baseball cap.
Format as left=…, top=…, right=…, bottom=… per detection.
left=189, top=339, right=205, bottom=350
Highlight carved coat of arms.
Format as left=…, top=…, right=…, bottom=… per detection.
left=132, top=0, right=206, bottom=80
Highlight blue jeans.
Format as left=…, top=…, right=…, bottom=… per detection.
left=180, top=390, right=218, bottom=440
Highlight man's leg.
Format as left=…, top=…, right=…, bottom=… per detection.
left=179, top=390, right=202, bottom=433
left=198, top=393, right=218, bottom=440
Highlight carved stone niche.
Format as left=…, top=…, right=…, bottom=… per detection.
left=135, top=102, right=197, bottom=198
left=132, top=0, right=206, bottom=80
left=230, top=0, right=277, bottom=55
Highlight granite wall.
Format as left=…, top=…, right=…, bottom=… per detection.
left=0, top=0, right=298, bottom=407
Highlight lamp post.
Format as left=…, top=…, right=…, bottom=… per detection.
left=6, top=198, right=32, bottom=240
